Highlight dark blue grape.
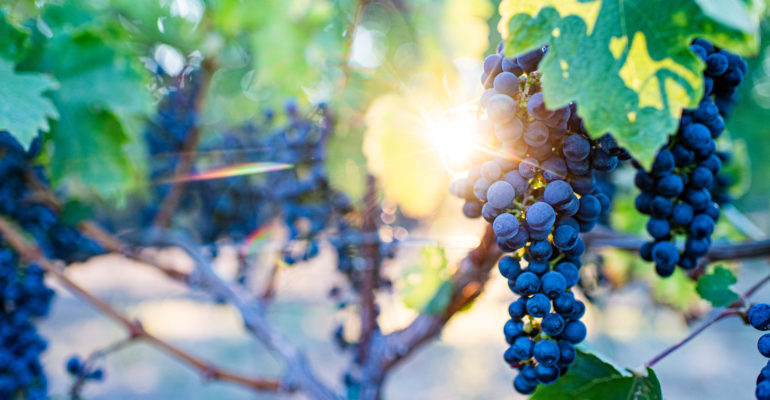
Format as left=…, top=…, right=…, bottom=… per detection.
left=541, top=271, right=567, bottom=299
left=651, top=149, right=675, bottom=175
left=757, top=381, right=770, bottom=400
left=554, top=262, right=579, bottom=287
left=758, top=334, right=770, bottom=357
left=499, top=256, right=522, bottom=279
left=494, top=72, right=520, bottom=96
left=750, top=304, right=770, bottom=331
left=462, top=201, right=483, bottom=218
left=533, top=339, right=560, bottom=366
left=672, top=203, right=694, bottom=226
left=656, top=174, right=684, bottom=197
left=526, top=202, right=556, bottom=231
left=542, top=313, right=566, bottom=336
left=511, top=336, right=535, bottom=360
left=562, top=135, right=590, bottom=161
left=542, top=158, right=568, bottom=181
left=576, top=195, right=601, bottom=221
left=689, top=214, right=715, bottom=237
left=517, top=47, right=546, bottom=73
left=554, top=293, right=575, bottom=315
left=514, top=373, right=538, bottom=394
left=487, top=181, right=516, bottom=209
left=509, top=297, right=528, bottom=319
left=519, top=157, right=539, bottom=179
left=650, top=197, right=673, bottom=219
left=526, top=293, right=552, bottom=318
left=482, top=202, right=502, bottom=223
left=685, top=237, right=710, bottom=258
left=646, top=218, right=670, bottom=239
left=553, top=225, right=578, bottom=250
left=503, top=170, right=529, bottom=197
left=495, top=119, right=524, bottom=141
left=493, top=213, right=520, bottom=240
left=544, top=180, right=573, bottom=207
left=652, top=241, right=679, bottom=269
left=534, top=363, right=560, bottom=385
left=483, top=54, right=503, bottom=76
left=562, top=320, right=587, bottom=344
left=524, top=122, right=549, bottom=147
left=558, top=341, right=576, bottom=365
left=527, top=92, right=553, bottom=121
left=515, top=272, right=541, bottom=296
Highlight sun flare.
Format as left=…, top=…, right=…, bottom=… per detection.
left=423, top=105, right=484, bottom=176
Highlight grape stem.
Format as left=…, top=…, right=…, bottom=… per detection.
left=645, top=271, right=770, bottom=368
left=645, top=308, right=742, bottom=368
left=153, top=60, right=213, bottom=228
left=358, top=175, right=382, bottom=365
left=0, top=215, right=286, bottom=394
left=584, top=226, right=770, bottom=265
left=69, top=336, right=135, bottom=398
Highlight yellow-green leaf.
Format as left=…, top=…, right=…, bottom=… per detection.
left=498, top=0, right=759, bottom=168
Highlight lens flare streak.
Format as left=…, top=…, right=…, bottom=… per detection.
left=167, top=162, right=293, bottom=183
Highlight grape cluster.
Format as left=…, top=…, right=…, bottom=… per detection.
left=0, top=251, right=51, bottom=400
left=138, top=68, right=352, bottom=264
left=192, top=114, right=275, bottom=247
left=145, top=69, right=202, bottom=205
left=66, top=355, right=105, bottom=381
left=258, top=103, right=352, bottom=264
left=749, top=304, right=770, bottom=399
left=451, top=44, right=622, bottom=394
left=635, top=40, right=745, bottom=276
left=711, top=150, right=734, bottom=205
left=0, top=132, right=106, bottom=398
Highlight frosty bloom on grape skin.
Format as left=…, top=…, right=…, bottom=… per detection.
left=451, top=44, right=624, bottom=395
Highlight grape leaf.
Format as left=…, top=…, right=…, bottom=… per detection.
left=498, top=0, right=759, bottom=168
left=48, top=103, right=134, bottom=200
left=401, top=246, right=453, bottom=314
left=531, top=350, right=662, bottom=400
left=0, top=59, right=58, bottom=148
left=0, top=10, right=31, bottom=62
left=20, top=4, right=155, bottom=200
left=696, top=265, right=739, bottom=307
left=50, top=31, right=153, bottom=127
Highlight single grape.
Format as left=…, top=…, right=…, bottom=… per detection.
left=533, top=339, right=560, bottom=366
left=498, top=256, right=522, bottom=279
left=487, top=181, right=516, bottom=209
left=541, top=313, right=566, bottom=336
left=526, top=293, right=552, bottom=318
left=750, top=304, right=770, bottom=331
left=541, top=271, right=567, bottom=299
left=562, top=320, right=587, bottom=344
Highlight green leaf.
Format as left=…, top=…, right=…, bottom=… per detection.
left=51, top=31, right=154, bottom=133
left=0, top=58, right=57, bottom=148
left=498, top=0, right=759, bottom=168
left=48, top=103, right=133, bottom=200
left=401, top=246, right=453, bottom=314
left=696, top=265, right=739, bottom=307
left=424, top=280, right=454, bottom=315
left=531, top=350, right=662, bottom=400
left=650, top=268, right=702, bottom=312
left=19, top=4, right=155, bottom=200
left=59, top=199, right=93, bottom=225
left=0, top=9, right=31, bottom=61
